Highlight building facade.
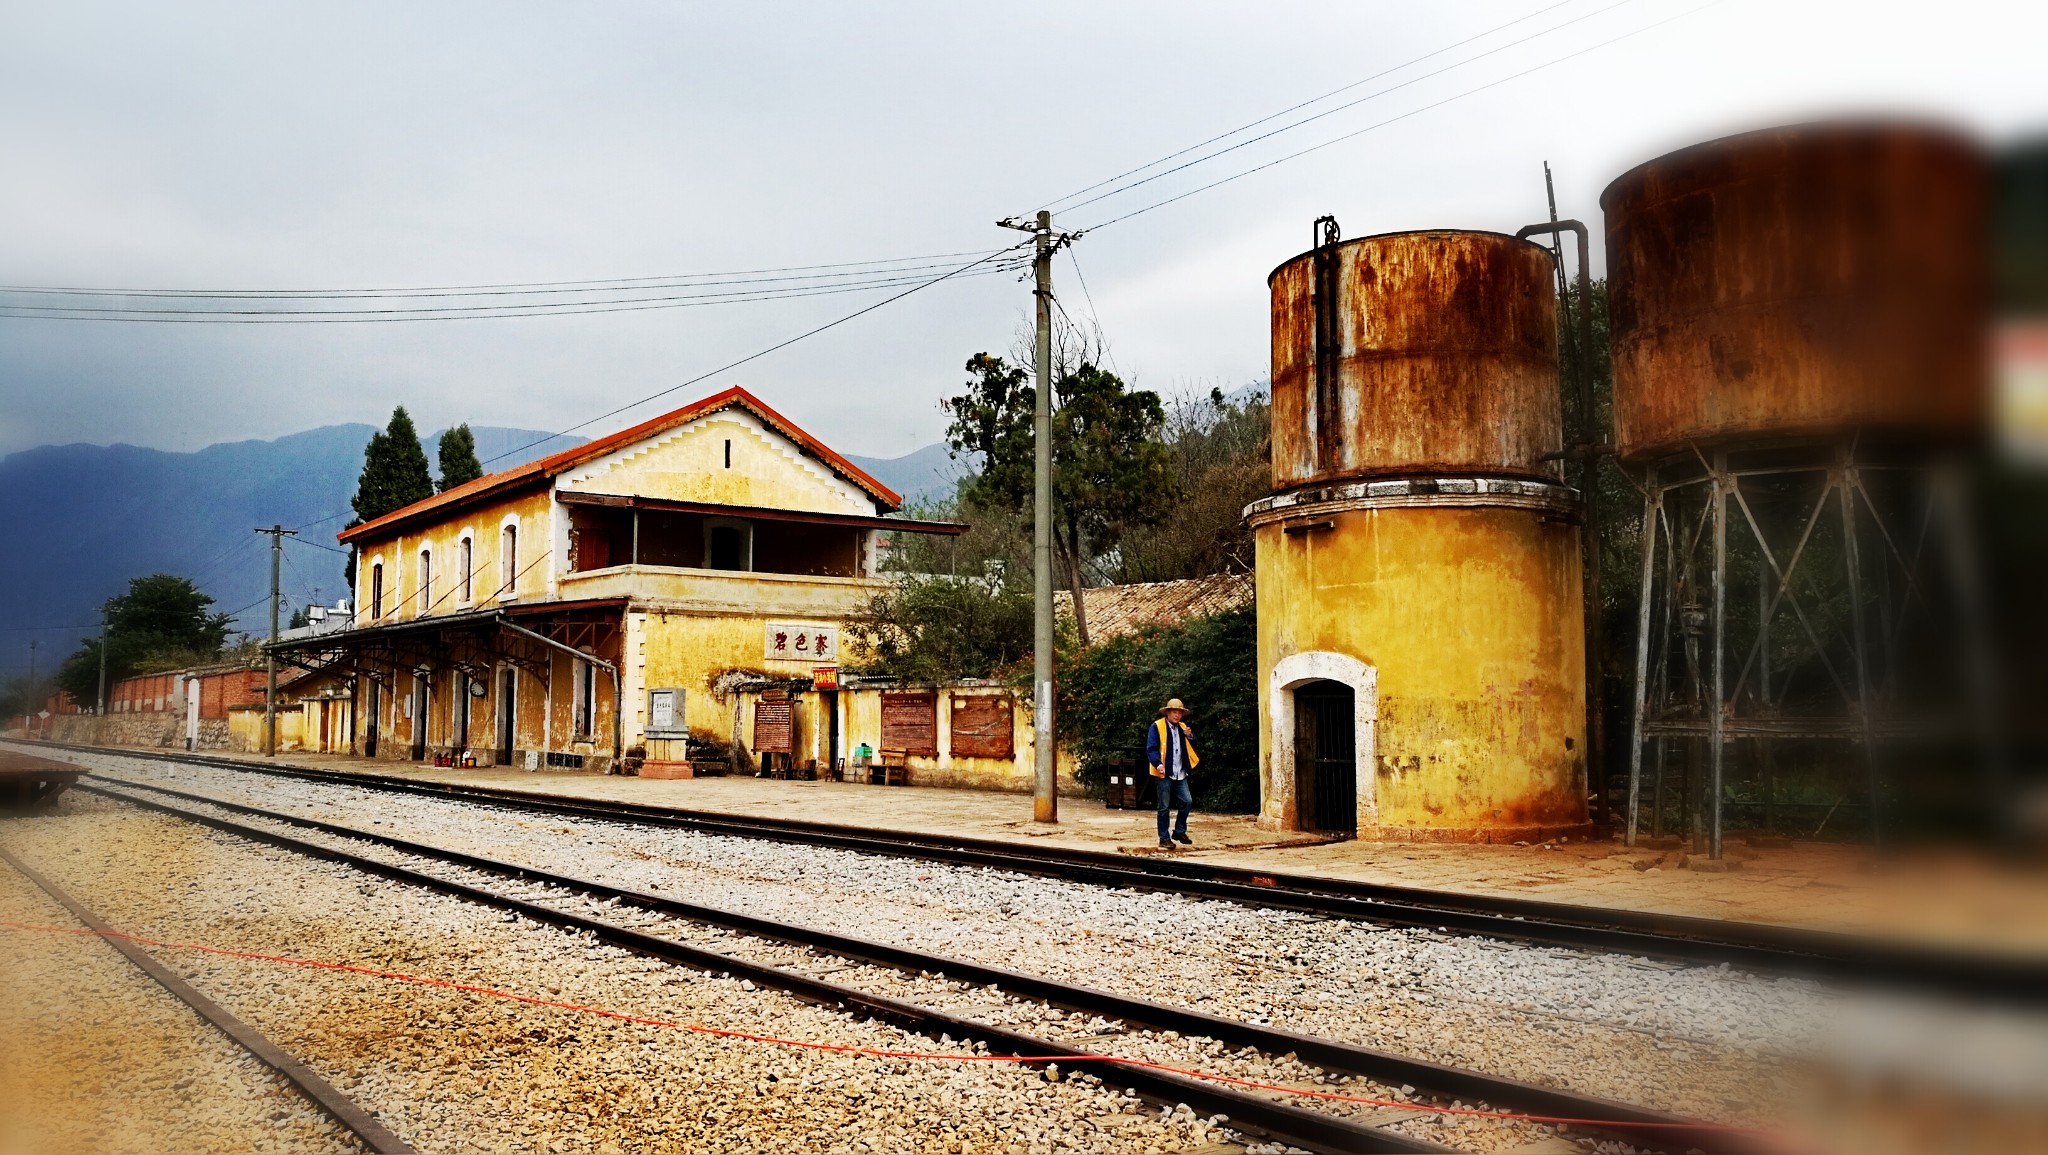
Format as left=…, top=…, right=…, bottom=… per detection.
left=281, top=387, right=962, bottom=774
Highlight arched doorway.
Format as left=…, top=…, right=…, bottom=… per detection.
left=1294, top=680, right=1357, bottom=834
left=1266, top=651, right=1377, bottom=834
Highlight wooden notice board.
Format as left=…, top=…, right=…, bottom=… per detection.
left=752, top=699, right=794, bottom=754
left=879, top=692, right=938, bottom=756
left=949, top=695, right=1014, bottom=759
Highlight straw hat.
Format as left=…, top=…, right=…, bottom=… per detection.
left=1159, top=698, right=1188, bottom=715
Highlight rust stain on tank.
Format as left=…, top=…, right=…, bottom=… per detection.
left=1268, top=229, right=1562, bottom=489
left=1602, top=121, right=1991, bottom=462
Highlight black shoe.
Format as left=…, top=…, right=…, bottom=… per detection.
left=1174, top=833, right=1193, bottom=845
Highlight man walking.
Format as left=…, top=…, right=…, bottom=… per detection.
left=1146, top=698, right=1198, bottom=849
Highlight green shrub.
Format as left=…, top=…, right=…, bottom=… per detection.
left=1059, top=605, right=1259, bottom=813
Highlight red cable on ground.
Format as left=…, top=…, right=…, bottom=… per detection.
left=2, top=918, right=1781, bottom=1138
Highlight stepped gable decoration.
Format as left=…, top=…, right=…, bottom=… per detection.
left=337, top=386, right=904, bottom=545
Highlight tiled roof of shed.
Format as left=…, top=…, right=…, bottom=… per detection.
left=1054, top=573, right=1254, bottom=641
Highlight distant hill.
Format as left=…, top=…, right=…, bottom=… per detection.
left=844, top=442, right=962, bottom=509
left=0, top=424, right=586, bottom=661
left=0, top=425, right=958, bottom=664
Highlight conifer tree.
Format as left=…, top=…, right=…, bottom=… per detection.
left=437, top=423, right=484, bottom=492
left=343, top=406, right=436, bottom=587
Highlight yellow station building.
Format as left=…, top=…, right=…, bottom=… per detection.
left=285, top=387, right=964, bottom=774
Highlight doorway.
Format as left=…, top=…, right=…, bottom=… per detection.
left=454, top=676, right=471, bottom=753
left=1294, top=680, right=1358, bottom=834
left=498, top=668, right=516, bottom=765
left=366, top=682, right=380, bottom=757
left=411, top=675, right=428, bottom=761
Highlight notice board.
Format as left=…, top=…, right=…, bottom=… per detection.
left=879, top=692, right=937, bottom=756
left=752, top=699, right=794, bottom=754
left=949, top=695, right=1014, bottom=759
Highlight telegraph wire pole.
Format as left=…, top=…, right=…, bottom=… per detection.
left=256, top=524, right=298, bottom=756
left=96, top=604, right=109, bottom=716
left=998, top=209, right=1079, bottom=824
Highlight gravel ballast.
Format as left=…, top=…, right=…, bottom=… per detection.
left=0, top=840, right=365, bottom=1155
left=55, top=749, right=1828, bottom=1127
left=5, top=799, right=1265, bottom=1155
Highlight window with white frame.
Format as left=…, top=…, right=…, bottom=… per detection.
left=369, top=561, right=384, bottom=619
left=417, top=548, right=432, bottom=614
left=500, top=522, right=518, bottom=598
left=458, top=534, right=473, bottom=604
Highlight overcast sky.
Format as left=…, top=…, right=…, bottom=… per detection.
left=2, top=0, right=2042, bottom=461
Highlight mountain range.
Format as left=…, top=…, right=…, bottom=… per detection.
left=0, top=425, right=959, bottom=672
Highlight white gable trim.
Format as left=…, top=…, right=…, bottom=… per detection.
left=555, top=409, right=877, bottom=515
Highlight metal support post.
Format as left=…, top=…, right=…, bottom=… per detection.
left=1625, top=468, right=1660, bottom=846
left=1708, top=453, right=1728, bottom=860
left=1837, top=460, right=1882, bottom=850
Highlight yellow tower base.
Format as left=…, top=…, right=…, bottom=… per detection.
left=1249, top=478, right=1590, bottom=842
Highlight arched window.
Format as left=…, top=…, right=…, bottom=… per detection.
left=369, top=561, right=384, bottom=619
left=500, top=523, right=518, bottom=596
left=458, top=535, right=473, bottom=604
left=417, top=548, right=432, bottom=614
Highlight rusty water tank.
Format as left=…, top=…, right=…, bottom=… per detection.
left=1602, top=122, right=1990, bottom=462
left=1268, top=229, right=1561, bottom=489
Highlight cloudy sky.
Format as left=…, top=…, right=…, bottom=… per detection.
left=2, top=0, right=2042, bottom=461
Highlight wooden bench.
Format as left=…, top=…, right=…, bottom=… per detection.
left=869, top=748, right=908, bottom=786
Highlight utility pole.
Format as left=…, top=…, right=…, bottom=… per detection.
left=998, top=209, right=1077, bottom=824
left=26, top=639, right=36, bottom=701
left=256, top=524, right=297, bottom=756
left=96, top=604, right=109, bottom=716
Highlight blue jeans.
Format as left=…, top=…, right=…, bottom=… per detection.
left=1155, top=776, right=1192, bottom=841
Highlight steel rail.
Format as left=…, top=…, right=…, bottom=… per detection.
left=74, top=780, right=1451, bottom=1155
left=0, top=844, right=416, bottom=1154
left=79, top=774, right=1763, bottom=1154
left=31, top=740, right=2043, bottom=1002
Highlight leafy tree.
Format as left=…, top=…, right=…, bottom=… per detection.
left=342, top=406, right=436, bottom=587
left=842, top=572, right=1036, bottom=684
left=437, top=423, right=484, bottom=492
left=1113, top=386, right=1270, bottom=582
left=55, top=574, right=233, bottom=706
left=943, top=353, right=1172, bottom=645
left=1060, top=604, right=1259, bottom=813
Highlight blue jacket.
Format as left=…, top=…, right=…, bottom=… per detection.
left=1145, top=717, right=1199, bottom=779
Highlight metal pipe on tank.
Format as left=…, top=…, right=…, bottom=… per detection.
left=1518, top=219, right=1606, bottom=828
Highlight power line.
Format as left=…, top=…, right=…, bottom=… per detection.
left=1080, top=1, right=1723, bottom=234
left=1045, top=0, right=1636, bottom=221
left=269, top=242, right=1024, bottom=543
left=1031, top=0, right=1584, bottom=215
left=473, top=243, right=1027, bottom=470
left=0, top=249, right=996, bottom=300
left=0, top=266, right=1012, bottom=323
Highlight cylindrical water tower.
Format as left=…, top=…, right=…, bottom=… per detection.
left=1248, top=229, right=1591, bottom=841
left=1606, top=122, right=1992, bottom=855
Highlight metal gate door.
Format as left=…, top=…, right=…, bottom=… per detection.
left=1296, top=681, right=1357, bottom=834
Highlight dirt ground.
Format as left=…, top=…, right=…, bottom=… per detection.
left=45, top=743, right=2048, bottom=958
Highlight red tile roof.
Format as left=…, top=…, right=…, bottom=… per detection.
left=338, top=386, right=902, bottom=545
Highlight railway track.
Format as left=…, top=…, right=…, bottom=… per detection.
left=23, top=738, right=2043, bottom=1002
left=0, top=842, right=414, bottom=1154
left=78, top=771, right=1759, bottom=1154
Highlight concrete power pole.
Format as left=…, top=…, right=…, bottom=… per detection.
left=96, top=604, right=109, bottom=716
left=998, top=209, right=1077, bottom=824
left=256, top=524, right=297, bottom=756
left=1030, top=211, right=1057, bottom=824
